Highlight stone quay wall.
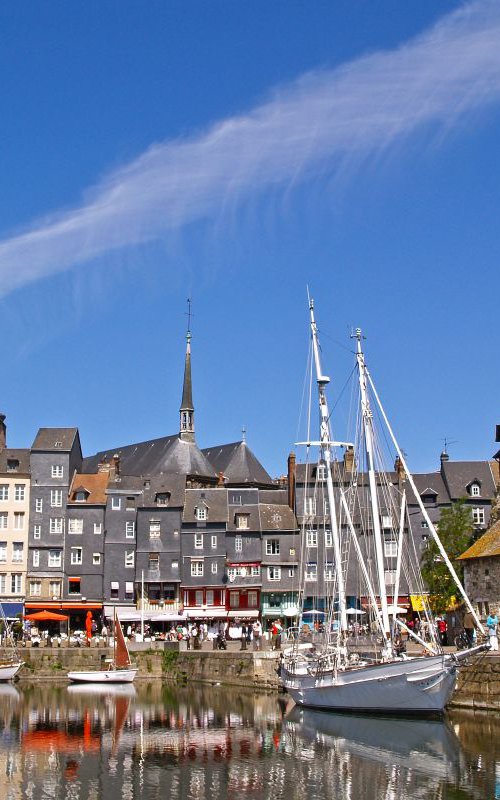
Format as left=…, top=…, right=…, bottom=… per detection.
left=7, top=646, right=281, bottom=690
left=450, top=654, right=500, bottom=711
left=5, top=647, right=500, bottom=708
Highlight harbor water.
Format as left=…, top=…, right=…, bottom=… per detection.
left=0, top=682, right=498, bottom=799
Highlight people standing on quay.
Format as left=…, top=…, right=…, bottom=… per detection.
left=437, top=616, right=448, bottom=646
left=486, top=610, right=499, bottom=652
left=252, top=619, right=262, bottom=651
left=271, top=619, right=283, bottom=651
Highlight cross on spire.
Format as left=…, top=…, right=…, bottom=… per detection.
left=185, top=297, right=194, bottom=338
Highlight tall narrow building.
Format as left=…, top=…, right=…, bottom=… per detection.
left=0, top=414, right=30, bottom=620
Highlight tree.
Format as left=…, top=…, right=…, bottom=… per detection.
left=420, top=499, right=475, bottom=613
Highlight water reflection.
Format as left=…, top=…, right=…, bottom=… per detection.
left=0, top=682, right=496, bottom=799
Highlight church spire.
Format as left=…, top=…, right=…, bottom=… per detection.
left=179, top=302, right=195, bottom=442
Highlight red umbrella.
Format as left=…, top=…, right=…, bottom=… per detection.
left=25, top=611, right=69, bottom=621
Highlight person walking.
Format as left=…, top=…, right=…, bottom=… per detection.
left=486, top=610, right=499, bottom=652
left=463, top=609, right=476, bottom=648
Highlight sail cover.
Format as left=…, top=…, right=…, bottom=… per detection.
left=114, top=618, right=131, bottom=668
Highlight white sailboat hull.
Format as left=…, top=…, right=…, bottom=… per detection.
left=0, top=662, right=23, bottom=681
left=67, top=669, right=137, bottom=684
left=283, top=654, right=457, bottom=714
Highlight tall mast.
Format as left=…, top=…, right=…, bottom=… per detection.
left=309, top=299, right=347, bottom=632
left=354, top=329, right=391, bottom=641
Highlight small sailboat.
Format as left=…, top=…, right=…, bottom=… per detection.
left=281, top=299, right=489, bottom=714
left=0, top=605, right=23, bottom=681
left=68, top=612, right=137, bottom=683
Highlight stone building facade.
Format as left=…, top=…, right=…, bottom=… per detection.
left=0, top=415, right=30, bottom=617
left=460, top=520, right=500, bottom=618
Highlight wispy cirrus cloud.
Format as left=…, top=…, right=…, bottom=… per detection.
left=1, top=0, right=500, bottom=297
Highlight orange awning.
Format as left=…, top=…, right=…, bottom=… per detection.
left=25, top=603, right=102, bottom=610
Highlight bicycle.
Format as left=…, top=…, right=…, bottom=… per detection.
left=454, top=630, right=470, bottom=651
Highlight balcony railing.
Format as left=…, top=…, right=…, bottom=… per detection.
left=136, top=599, right=182, bottom=613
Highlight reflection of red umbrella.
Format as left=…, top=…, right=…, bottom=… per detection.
left=25, top=611, right=69, bottom=621
left=85, top=611, right=93, bottom=642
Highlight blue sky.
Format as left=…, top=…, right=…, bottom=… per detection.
left=1, top=1, right=499, bottom=477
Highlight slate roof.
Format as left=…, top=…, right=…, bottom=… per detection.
left=84, top=434, right=274, bottom=487
left=106, top=475, right=147, bottom=494
left=32, top=428, right=80, bottom=452
left=459, top=519, right=500, bottom=560
left=440, top=460, right=496, bottom=500
left=68, top=472, right=109, bottom=505
left=259, top=504, right=297, bottom=531
left=83, top=434, right=216, bottom=479
left=259, top=488, right=289, bottom=505
left=201, top=441, right=273, bottom=486
left=183, top=488, right=228, bottom=523
left=227, top=504, right=261, bottom=532
left=0, top=448, right=30, bottom=474
left=180, top=339, right=194, bottom=411
left=296, top=459, right=497, bottom=506
left=295, top=462, right=398, bottom=485
left=140, top=474, right=186, bottom=507
left=407, top=473, right=449, bottom=505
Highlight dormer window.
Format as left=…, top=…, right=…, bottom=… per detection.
left=236, top=514, right=249, bottom=529
left=196, top=506, right=207, bottom=521
left=420, top=489, right=437, bottom=506
left=7, top=460, right=19, bottom=472
left=156, top=493, right=170, bottom=506
left=74, top=490, right=88, bottom=503
left=317, top=464, right=327, bottom=482
left=469, top=482, right=481, bottom=497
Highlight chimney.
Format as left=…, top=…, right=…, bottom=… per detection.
left=217, top=471, right=225, bottom=487
left=440, top=451, right=449, bottom=465
left=343, top=446, right=355, bottom=474
left=112, top=453, right=121, bottom=477
left=98, top=460, right=111, bottom=474
left=287, top=452, right=296, bottom=511
left=394, top=456, right=406, bottom=483
left=0, top=414, right=5, bottom=450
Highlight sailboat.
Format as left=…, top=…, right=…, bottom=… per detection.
left=281, top=299, right=489, bottom=714
left=0, top=605, right=23, bottom=681
left=67, top=612, right=137, bottom=683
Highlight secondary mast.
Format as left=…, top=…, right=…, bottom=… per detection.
left=354, top=328, right=392, bottom=644
left=309, top=299, right=347, bottom=633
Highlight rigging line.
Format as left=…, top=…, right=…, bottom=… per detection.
left=295, top=336, right=314, bottom=446
left=327, top=363, right=357, bottom=422
left=319, top=327, right=357, bottom=355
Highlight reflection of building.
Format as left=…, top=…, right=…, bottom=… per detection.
left=0, top=415, right=30, bottom=620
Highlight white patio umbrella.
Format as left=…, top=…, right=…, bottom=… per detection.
left=345, top=608, right=366, bottom=615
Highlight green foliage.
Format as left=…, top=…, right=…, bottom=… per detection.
left=421, top=499, right=474, bottom=613
left=161, top=650, right=179, bottom=673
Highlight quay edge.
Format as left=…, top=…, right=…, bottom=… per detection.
left=5, top=647, right=500, bottom=709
